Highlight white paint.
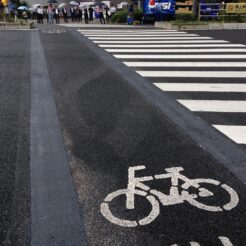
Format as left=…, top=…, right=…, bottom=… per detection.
left=171, top=236, right=234, bottom=246
left=106, top=48, right=246, bottom=53
left=85, top=34, right=199, bottom=37
left=100, top=44, right=245, bottom=48
left=100, top=165, right=239, bottom=227
left=137, top=71, right=246, bottom=78
left=213, top=125, right=246, bottom=144
left=114, top=54, right=246, bottom=59
left=218, top=236, right=234, bottom=246
left=178, top=100, right=246, bottom=112
left=125, top=62, right=246, bottom=68
left=79, top=29, right=179, bottom=33
left=154, top=83, right=246, bottom=92
left=89, top=37, right=213, bottom=40
left=93, top=40, right=229, bottom=44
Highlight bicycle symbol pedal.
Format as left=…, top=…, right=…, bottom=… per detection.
left=100, top=165, right=239, bottom=227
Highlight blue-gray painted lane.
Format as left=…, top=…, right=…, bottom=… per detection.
left=30, top=31, right=86, bottom=246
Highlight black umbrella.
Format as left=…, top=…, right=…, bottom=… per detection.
left=47, top=0, right=58, bottom=3
left=93, top=2, right=106, bottom=7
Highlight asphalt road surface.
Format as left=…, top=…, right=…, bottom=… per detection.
left=0, top=26, right=246, bottom=246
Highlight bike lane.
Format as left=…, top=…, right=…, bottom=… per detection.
left=40, top=28, right=246, bottom=246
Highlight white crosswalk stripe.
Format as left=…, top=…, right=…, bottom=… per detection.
left=79, top=28, right=246, bottom=145
left=89, top=36, right=213, bottom=40
left=107, top=48, right=246, bottom=53
left=137, top=71, right=246, bottom=78
left=154, top=83, right=246, bottom=92
left=100, top=44, right=245, bottom=48
left=93, top=40, right=230, bottom=43
left=125, top=62, right=246, bottom=67
left=114, top=54, right=246, bottom=59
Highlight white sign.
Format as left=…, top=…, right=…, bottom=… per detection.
left=100, top=165, right=239, bottom=227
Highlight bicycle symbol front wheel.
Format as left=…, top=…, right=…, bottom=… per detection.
left=100, top=189, right=160, bottom=227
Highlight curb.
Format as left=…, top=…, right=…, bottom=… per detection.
left=155, top=22, right=246, bottom=30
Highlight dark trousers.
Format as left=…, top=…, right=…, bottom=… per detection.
left=38, top=14, right=43, bottom=24
left=84, top=13, right=88, bottom=23
left=89, top=14, right=93, bottom=21
left=99, top=13, right=105, bottom=24
left=63, top=13, right=68, bottom=23
left=55, top=14, right=59, bottom=23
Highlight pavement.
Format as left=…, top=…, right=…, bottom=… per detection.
left=0, top=24, right=245, bottom=246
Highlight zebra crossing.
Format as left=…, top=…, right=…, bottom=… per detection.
left=78, top=29, right=246, bottom=146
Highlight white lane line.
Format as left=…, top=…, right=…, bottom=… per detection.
left=89, top=37, right=213, bottom=40
left=177, top=100, right=246, bottom=112
left=85, top=34, right=199, bottom=37
left=114, top=54, right=246, bottom=59
left=137, top=71, right=246, bottom=78
left=125, top=62, right=246, bottom=67
left=106, top=48, right=246, bottom=53
left=78, top=29, right=179, bottom=32
left=94, top=40, right=229, bottom=44
left=100, top=44, right=245, bottom=48
left=154, top=83, right=246, bottom=92
left=213, top=125, right=246, bottom=144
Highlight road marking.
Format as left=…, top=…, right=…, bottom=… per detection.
left=89, top=37, right=213, bottom=40
left=218, top=236, right=234, bottom=246
left=154, top=83, right=246, bottom=92
left=125, top=62, right=246, bottom=67
left=137, top=71, right=246, bottom=78
left=78, top=29, right=179, bottom=33
left=213, top=125, right=246, bottom=144
left=101, top=165, right=239, bottom=227
left=171, top=236, right=234, bottom=246
left=30, top=31, right=85, bottom=245
left=177, top=100, right=246, bottom=112
left=94, top=40, right=229, bottom=44
left=106, top=48, right=246, bottom=53
left=78, top=29, right=179, bottom=34
left=85, top=34, right=199, bottom=37
left=114, top=54, right=246, bottom=59
left=100, top=44, right=245, bottom=48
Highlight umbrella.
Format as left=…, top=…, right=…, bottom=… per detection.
left=93, top=2, right=106, bottom=7
left=17, top=6, right=29, bottom=10
left=69, top=1, right=79, bottom=6
left=32, top=3, right=41, bottom=9
left=47, top=0, right=58, bottom=3
left=58, top=2, right=67, bottom=8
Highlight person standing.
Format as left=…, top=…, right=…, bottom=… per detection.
left=4, top=5, right=9, bottom=21
left=84, top=7, right=88, bottom=23
left=47, top=4, right=54, bottom=24
left=78, top=8, right=82, bottom=22
left=105, top=5, right=110, bottom=23
left=88, top=6, right=94, bottom=22
left=110, top=4, right=116, bottom=18
left=99, top=6, right=105, bottom=24
left=70, top=6, right=75, bottom=22
left=37, top=6, right=44, bottom=24
left=22, top=10, right=28, bottom=23
left=62, top=7, right=68, bottom=23
left=54, top=6, right=60, bottom=23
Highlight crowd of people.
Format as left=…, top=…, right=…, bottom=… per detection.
left=36, top=4, right=117, bottom=24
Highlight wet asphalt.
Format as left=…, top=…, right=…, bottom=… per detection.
left=0, top=26, right=245, bottom=245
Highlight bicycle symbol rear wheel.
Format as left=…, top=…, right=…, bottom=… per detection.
left=182, top=178, right=239, bottom=212
left=100, top=189, right=160, bottom=227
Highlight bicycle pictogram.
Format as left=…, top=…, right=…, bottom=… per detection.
left=100, top=165, right=239, bottom=227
